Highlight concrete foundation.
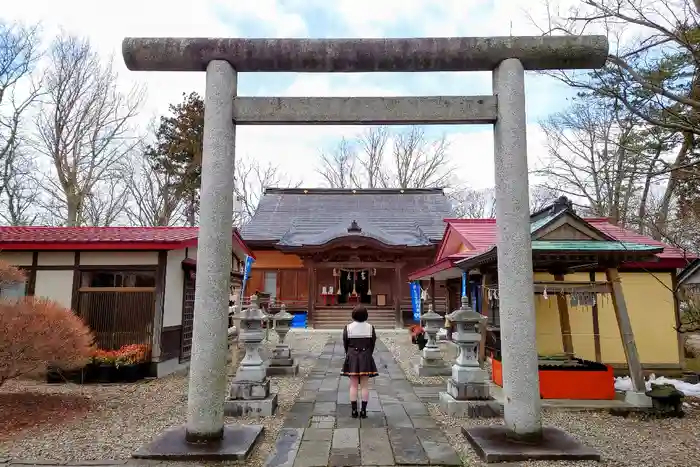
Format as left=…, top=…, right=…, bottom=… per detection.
left=265, top=344, right=299, bottom=376
left=414, top=362, right=451, bottom=377
left=266, top=361, right=299, bottom=376
left=463, top=426, right=600, bottom=463
left=225, top=379, right=278, bottom=416
left=439, top=392, right=502, bottom=418
left=224, top=394, right=278, bottom=417
left=446, top=378, right=490, bottom=400
left=624, top=390, right=653, bottom=407
left=132, top=425, right=263, bottom=461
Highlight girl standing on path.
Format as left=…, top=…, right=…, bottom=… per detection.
left=341, top=305, right=379, bottom=418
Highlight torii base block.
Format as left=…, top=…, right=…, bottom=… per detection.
left=463, top=426, right=600, bottom=463
left=132, top=425, right=263, bottom=461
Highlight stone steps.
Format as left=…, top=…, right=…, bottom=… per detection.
left=313, top=308, right=396, bottom=329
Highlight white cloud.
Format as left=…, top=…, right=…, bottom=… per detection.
left=2, top=0, right=562, bottom=193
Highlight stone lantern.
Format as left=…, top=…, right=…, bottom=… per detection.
left=414, top=303, right=450, bottom=376
left=274, top=303, right=293, bottom=343
left=449, top=296, right=487, bottom=377
left=439, top=295, right=499, bottom=418
left=236, top=295, right=266, bottom=380
left=225, top=295, right=278, bottom=416
left=267, top=304, right=299, bottom=376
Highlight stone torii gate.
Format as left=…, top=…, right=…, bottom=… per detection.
left=123, top=36, right=609, bottom=461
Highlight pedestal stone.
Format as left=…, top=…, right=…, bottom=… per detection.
left=439, top=296, right=500, bottom=418
left=266, top=304, right=299, bottom=377
left=624, top=390, right=653, bottom=407
left=225, top=296, right=278, bottom=417
left=414, top=304, right=451, bottom=376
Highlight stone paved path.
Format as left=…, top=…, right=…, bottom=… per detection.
left=264, top=337, right=461, bottom=467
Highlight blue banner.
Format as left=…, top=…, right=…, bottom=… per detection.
left=241, top=255, right=255, bottom=299
left=410, top=281, right=422, bottom=322
left=461, top=271, right=467, bottom=297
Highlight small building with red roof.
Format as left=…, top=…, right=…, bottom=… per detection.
left=0, top=226, right=253, bottom=377
left=409, top=196, right=695, bottom=374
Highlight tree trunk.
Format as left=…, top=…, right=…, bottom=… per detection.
left=654, top=133, right=692, bottom=240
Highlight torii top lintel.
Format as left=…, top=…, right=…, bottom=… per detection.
left=121, top=36, right=609, bottom=73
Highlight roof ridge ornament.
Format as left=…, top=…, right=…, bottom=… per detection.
left=552, top=195, right=574, bottom=214
left=347, top=220, right=362, bottom=233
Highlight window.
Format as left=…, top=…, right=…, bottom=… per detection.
left=264, top=271, right=277, bottom=299
left=80, top=270, right=156, bottom=288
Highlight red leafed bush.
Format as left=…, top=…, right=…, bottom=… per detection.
left=0, top=260, right=26, bottom=285
left=0, top=297, right=96, bottom=386
left=409, top=324, right=424, bottom=337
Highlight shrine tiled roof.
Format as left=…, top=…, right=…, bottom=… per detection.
left=241, top=188, right=453, bottom=247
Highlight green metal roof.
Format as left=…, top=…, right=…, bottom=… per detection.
left=529, top=213, right=557, bottom=233
left=532, top=240, right=661, bottom=252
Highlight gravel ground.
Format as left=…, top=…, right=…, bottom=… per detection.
left=428, top=403, right=700, bottom=467
left=380, top=332, right=462, bottom=385
left=382, top=333, right=700, bottom=467
left=0, top=330, right=331, bottom=466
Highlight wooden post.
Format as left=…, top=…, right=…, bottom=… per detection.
left=307, top=264, right=316, bottom=327
left=430, top=276, right=437, bottom=313
left=554, top=273, right=575, bottom=359
left=589, top=270, right=602, bottom=362
left=478, top=320, right=487, bottom=366
left=395, top=265, right=403, bottom=326
left=605, top=267, right=645, bottom=392
left=481, top=272, right=489, bottom=318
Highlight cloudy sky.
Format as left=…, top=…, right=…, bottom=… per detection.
left=3, top=0, right=582, bottom=190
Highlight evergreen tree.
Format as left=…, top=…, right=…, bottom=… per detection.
left=147, top=92, right=204, bottom=226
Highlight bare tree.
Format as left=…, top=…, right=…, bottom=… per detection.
left=536, top=97, right=646, bottom=223
left=82, top=177, right=130, bottom=226
left=33, top=34, right=144, bottom=226
left=356, top=126, right=388, bottom=188
left=126, top=155, right=184, bottom=227
left=317, top=137, right=358, bottom=188
left=0, top=22, right=43, bottom=224
left=317, top=126, right=453, bottom=189
left=234, top=157, right=302, bottom=226
left=529, top=184, right=563, bottom=213
left=390, top=127, right=451, bottom=189
left=0, top=148, right=40, bottom=225
left=533, top=0, right=700, bottom=238
left=449, top=187, right=496, bottom=218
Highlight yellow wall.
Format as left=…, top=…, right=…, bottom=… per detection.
left=457, top=243, right=471, bottom=253
left=534, top=271, right=680, bottom=366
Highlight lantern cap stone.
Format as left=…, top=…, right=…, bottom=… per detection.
left=420, top=303, right=442, bottom=321
left=448, top=299, right=486, bottom=323
left=275, top=303, right=294, bottom=321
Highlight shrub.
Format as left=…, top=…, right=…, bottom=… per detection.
left=0, top=260, right=26, bottom=286
left=0, top=297, right=95, bottom=386
left=116, top=344, right=150, bottom=365
left=92, top=349, right=118, bottom=366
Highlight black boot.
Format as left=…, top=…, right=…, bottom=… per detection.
left=360, top=401, right=368, bottom=418
left=351, top=401, right=359, bottom=418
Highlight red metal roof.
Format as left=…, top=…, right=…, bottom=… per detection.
left=440, top=217, right=694, bottom=269
left=0, top=226, right=253, bottom=257
left=444, top=218, right=499, bottom=251
left=585, top=219, right=689, bottom=260
left=407, top=252, right=478, bottom=281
